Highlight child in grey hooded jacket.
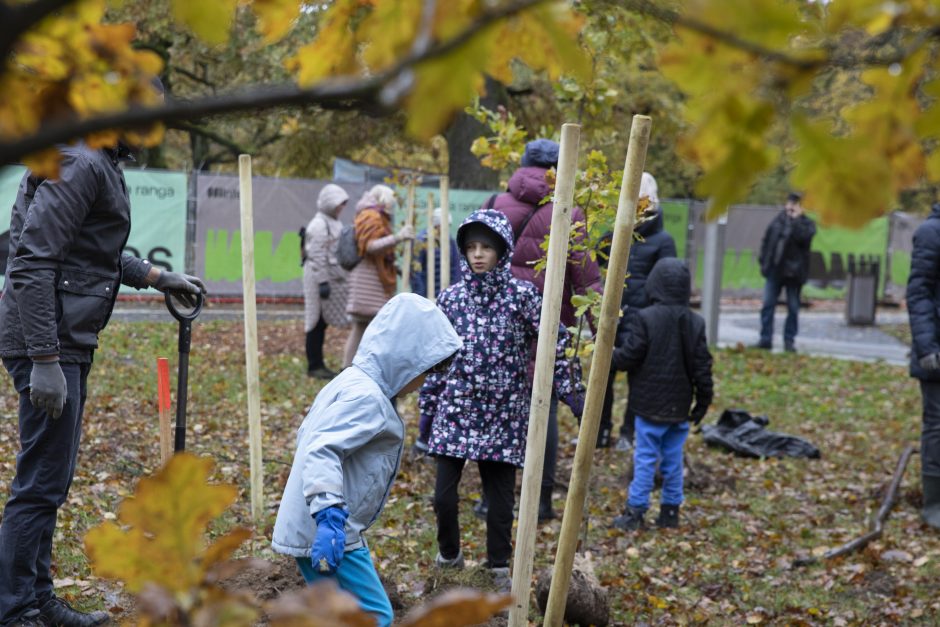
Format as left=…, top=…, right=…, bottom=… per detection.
left=272, top=293, right=461, bottom=626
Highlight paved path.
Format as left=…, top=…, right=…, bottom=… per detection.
left=717, top=310, right=910, bottom=365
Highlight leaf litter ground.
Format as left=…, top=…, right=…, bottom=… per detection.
left=0, top=315, right=938, bottom=625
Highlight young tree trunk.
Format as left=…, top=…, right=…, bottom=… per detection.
left=444, top=75, right=506, bottom=190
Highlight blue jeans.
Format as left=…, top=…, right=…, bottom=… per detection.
left=627, top=417, right=689, bottom=509
left=296, top=547, right=393, bottom=627
left=0, top=358, right=91, bottom=624
left=759, top=276, right=802, bottom=347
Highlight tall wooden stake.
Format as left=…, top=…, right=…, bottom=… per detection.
left=400, top=183, right=417, bottom=292
left=508, top=123, right=581, bottom=627
left=543, top=115, right=652, bottom=627
left=439, top=175, right=451, bottom=291
left=239, top=154, right=264, bottom=522
left=426, top=192, right=436, bottom=300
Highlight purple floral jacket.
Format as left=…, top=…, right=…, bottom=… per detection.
left=420, top=209, right=583, bottom=467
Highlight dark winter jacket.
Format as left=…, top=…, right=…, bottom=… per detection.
left=420, top=210, right=583, bottom=467
left=908, top=203, right=940, bottom=381
left=758, top=210, right=816, bottom=283
left=491, top=166, right=602, bottom=327
left=622, top=210, right=678, bottom=309
left=410, top=227, right=462, bottom=298
left=0, top=144, right=152, bottom=363
left=611, top=258, right=713, bottom=424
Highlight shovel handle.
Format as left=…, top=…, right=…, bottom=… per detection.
left=165, top=290, right=205, bottom=322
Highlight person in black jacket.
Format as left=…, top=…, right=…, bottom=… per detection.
left=609, top=258, right=713, bottom=531
left=0, top=143, right=206, bottom=627
left=756, top=192, right=816, bottom=352
left=906, top=202, right=940, bottom=530
left=598, top=172, right=676, bottom=450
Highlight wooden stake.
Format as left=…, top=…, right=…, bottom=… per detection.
left=157, top=357, right=172, bottom=464
left=544, top=115, right=652, bottom=627
left=508, top=123, right=581, bottom=627
left=426, top=192, right=436, bottom=300
left=439, top=175, right=451, bottom=292
left=239, top=154, right=264, bottom=522
left=400, top=183, right=417, bottom=292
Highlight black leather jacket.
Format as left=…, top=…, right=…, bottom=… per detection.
left=0, top=144, right=152, bottom=363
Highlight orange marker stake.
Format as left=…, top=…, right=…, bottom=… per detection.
left=157, top=357, right=172, bottom=464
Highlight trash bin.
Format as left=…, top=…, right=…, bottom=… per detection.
left=845, top=256, right=879, bottom=326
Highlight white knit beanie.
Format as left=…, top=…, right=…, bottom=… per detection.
left=640, top=171, right=659, bottom=209
left=318, top=183, right=349, bottom=214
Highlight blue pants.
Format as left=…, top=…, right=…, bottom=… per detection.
left=627, top=417, right=689, bottom=509
left=759, top=275, right=802, bottom=347
left=296, top=547, right=393, bottom=627
left=0, top=358, right=91, bottom=624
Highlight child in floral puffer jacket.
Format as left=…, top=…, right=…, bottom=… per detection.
left=419, top=209, right=585, bottom=589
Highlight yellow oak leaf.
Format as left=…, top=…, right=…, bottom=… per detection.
left=171, top=0, right=238, bottom=45
left=23, top=148, right=63, bottom=180
left=251, top=0, right=301, bottom=44
left=286, top=0, right=361, bottom=85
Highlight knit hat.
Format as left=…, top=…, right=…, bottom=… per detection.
left=317, top=183, right=349, bottom=215
left=639, top=172, right=659, bottom=209
left=431, top=208, right=453, bottom=227
left=460, top=222, right=506, bottom=258
left=521, top=138, right=560, bottom=168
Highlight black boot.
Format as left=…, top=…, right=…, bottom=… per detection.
left=612, top=505, right=646, bottom=531
left=538, top=486, right=557, bottom=522
left=656, top=504, right=680, bottom=529
left=39, top=597, right=110, bottom=627
left=923, top=474, right=940, bottom=530
left=596, top=426, right=612, bottom=449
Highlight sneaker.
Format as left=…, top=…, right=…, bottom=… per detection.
left=614, top=436, right=633, bottom=453
left=752, top=341, right=772, bottom=350
left=784, top=343, right=796, bottom=353
left=656, top=504, right=680, bottom=529
left=596, top=427, right=612, bottom=449
left=410, top=440, right=429, bottom=458
left=612, top=505, right=646, bottom=531
left=307, top=366, right=338, bottom=380
left=487, top=566, right=512, bottom=595
left=10, top=609, right=46, bottom=627
left=434, top=551, right=465, bottom=570
left=39, top=597, right=109, bottom=627
left=473, top=496, right=489, bottom=521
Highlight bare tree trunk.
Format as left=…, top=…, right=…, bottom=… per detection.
left=444, top=75, right=506, bottom=190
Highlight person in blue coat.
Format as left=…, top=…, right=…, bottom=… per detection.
left=907, top=202, right=940, bottom=530
left=410, top=208, right=462, bottom=298
left=271, top=294, right=461, bottom=626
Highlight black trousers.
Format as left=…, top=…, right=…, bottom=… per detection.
left=305, top=316, right=327, bottom=372
left=434, top=455, right=516, bottom=567
left=920, top=380, right=940, bottom=478
left=599, top=368, right=635, bottom=440
left=0, top=358, right=91, bottom=624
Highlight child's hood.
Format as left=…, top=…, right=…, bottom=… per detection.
left=455, top=209, right=515, bottom=273
left=646, top=257, right=691, bottom=306
left=352, top=293, right=462, bottom=397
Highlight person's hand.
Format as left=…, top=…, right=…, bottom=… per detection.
left=318, top=282, right=331, bottom=300
left=563, top=386, right=586, bottom=419
left=30, top=359, right=67, bottom=419
left=396, top=224, right=415, bottom=242
left=920, top=353, right=940, bottom=371
left=690, top=404, right=707, bottom=426
left=153, top=271, right=207, bottom=307
left=311, top=506, right=348, bottom=574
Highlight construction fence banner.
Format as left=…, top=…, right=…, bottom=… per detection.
left=0, top=166, right=187, bottom=293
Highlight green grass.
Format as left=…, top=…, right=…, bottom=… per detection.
left=1, top=319, right=938, bottom=624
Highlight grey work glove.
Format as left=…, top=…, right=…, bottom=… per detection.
left=30, top=359, right=67, bottom=419
left=920, top=353, right=940, bottom=371
left=154, top=271, right=207, bottom=308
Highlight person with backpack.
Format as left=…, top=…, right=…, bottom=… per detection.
left=344, top=184, right=414, bottom=368
left=302, top=184, right=351, bottom=379
left=420, top=210, right=584, bottom=591
left=610, top=258, right=713, bottom=531
left=489, top=138, right=602, bottom=521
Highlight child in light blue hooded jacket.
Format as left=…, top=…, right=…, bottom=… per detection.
left=272, top=293, right=461, bottom=626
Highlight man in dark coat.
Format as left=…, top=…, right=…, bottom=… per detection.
left=756, top=192, right=816, bottom=352
left=489, top=138, right=602, bottom=521
left=0, top=143, right=206, bottom=627
left=906, top=202, right=940, bottom=530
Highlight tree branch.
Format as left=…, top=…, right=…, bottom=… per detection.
left=170, top=121, right=250, bottom=156
left=0, top=0, right=548, bottom=166
left=0, top=0, right=78, bottom=63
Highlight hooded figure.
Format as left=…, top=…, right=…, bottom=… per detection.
left=612, top=258, right=713, bottom=424
left=274, top=293, right=460, bottom=554
left=420, top=210, right=583, bottom=467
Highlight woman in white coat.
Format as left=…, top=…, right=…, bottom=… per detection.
left=303, top=183, right=351, bottom=379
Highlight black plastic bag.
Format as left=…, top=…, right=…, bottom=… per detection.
left=701, top=409, right=821, bottom=459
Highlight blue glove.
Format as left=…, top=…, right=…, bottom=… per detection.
left=563, top=385, right=585, bottom=419
left=311, top=506, right=348, bottom=574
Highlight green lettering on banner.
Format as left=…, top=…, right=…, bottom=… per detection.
left=203, top=229, right=302, bottom=282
